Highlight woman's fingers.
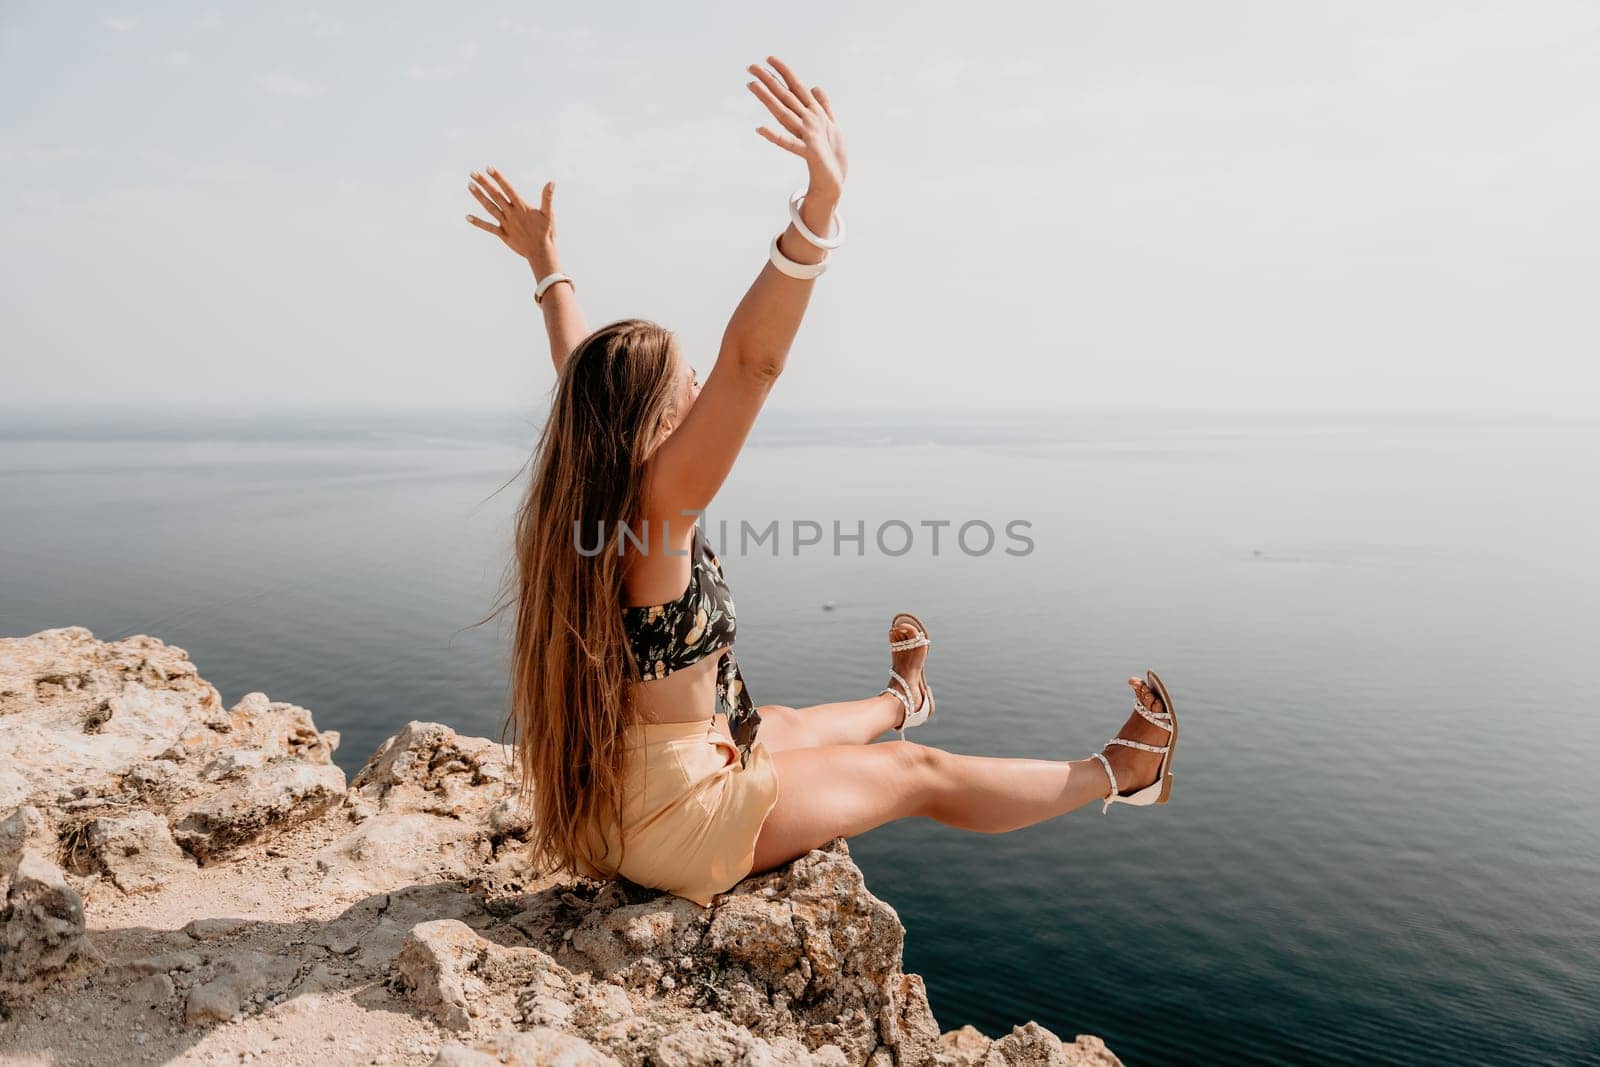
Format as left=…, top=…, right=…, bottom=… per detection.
left=747, top=65, right=805, bottom=131
left=469, top=171, right=508, bottom=213
left=464, top=213, right=503, bottom=237
left=468, top=183, right=504, bottom=219
left=485, top=166, right=525, bottom=209
left=813, top=85, right=836, bottom=122
left=540, top=180, right=554, bottom=215
left=763, top=56, right=815, bottom=110
left=745, top=59, right=841, bottom=162
left=747, top=80, right=804, bottom=136
left=755, top=125, right=806, bottom=157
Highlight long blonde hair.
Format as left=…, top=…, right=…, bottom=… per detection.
left=482, top=318, right=682, bottom=879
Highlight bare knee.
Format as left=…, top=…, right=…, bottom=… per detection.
left=752, top=739, right=943, bottom=872
left=901, top=742, right=977, bottom=824
left=886, top=739, right=947, bottom=817
left=754, top=705, right=815, bottom=752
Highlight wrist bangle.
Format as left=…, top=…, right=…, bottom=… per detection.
left=788, top=188, right=846, bottom=250
left=534, top=272, right=573, bottom=305
left=769, top=233, right=829, bottom=280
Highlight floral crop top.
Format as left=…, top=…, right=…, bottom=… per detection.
left=622, top=523, right=761, bottom=767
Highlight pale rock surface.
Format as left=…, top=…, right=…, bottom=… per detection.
left=83, top=810, right=194, bottom=893
left=1, top=805, right=99, bottom=996
left=431, top=1027, right=622, bottom=1066
left=0, top=627, right=1122, bottom=1066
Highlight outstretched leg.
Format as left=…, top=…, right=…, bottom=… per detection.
left=748, top=677, right=1171, bottom=872
left=750, top=741, right=1108, bottom=872
left=743, top=618, right=932, bottom=751
left=744, top=693, right=903, bottom=751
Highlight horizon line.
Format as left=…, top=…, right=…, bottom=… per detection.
left=1, top=402, right=1597, bottom=423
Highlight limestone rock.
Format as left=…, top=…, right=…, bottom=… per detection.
left=0, top=805, right=98, bottom=998
left=120, top=949, right=204, bottom=975
left=934, top=1023, right=1124, bottom=1067
left=565, top=842, right=938, bottom=1063
left=170, top=759, right=345, bottom=863
left=0, top=626, right=346, bottom=870
left=315, top=793, right=494, bottom=895
left=183, top=916, right=252, bottom=942
left=396, top=919, right=491, bottom=1031
left=182, top=950, right=302, bottom=1026
left=401, top=917, right=866, bottom=1066
left=350, top=721, right=509, bottom=818
left=0, top=627, right=1121, bottom=1066
left=83, top=810, right=194, bottom=892
left=396, top=919, right=571, bottom=1032
left=431, top=1028, right=621, bottom=1067
left=0, top=628, right=222, bottom=813
left=119, top=971, right=177, bottom=1007
left=317, top=720, right=537, bottom=897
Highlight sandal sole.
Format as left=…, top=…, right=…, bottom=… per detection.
left=889, top=612, right=934, bottom=722
left=1146, top=669, right=1177, bottom=805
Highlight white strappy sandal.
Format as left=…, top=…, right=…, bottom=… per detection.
left=1088, top=670, right=1178, bottom=813
left=881, top=612, right=934, bottom=741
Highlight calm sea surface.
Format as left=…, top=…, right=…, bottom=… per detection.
left=2, top=407, right=1596, bottom=1065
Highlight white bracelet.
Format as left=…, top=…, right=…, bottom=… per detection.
left=769, top=233, right=829, bottom=280
left=534, top=272, right=574, bottom=305
left=788, top=188, right=846, bottom=250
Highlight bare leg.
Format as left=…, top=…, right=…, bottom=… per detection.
left=749, top=678, right=1172, bottom=872
left=743, top=618, right=933, bottom=752
left=751, top=741, right=1113, bottom=872
left=748, top=694, right=903, bottom=751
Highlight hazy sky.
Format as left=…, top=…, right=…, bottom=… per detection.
left=2, top=2, right=1595, bottom=414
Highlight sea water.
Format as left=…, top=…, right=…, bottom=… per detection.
left=2, top=407, right=1595, bottom=1065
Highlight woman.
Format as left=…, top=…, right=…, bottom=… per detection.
left=467, top=56, right=1180, bottom=909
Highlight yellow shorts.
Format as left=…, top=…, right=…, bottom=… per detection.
left=574, top=716, right=781, bottom=908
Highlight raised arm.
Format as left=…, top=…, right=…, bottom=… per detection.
left=720, top=56, right=846, bottom=380
left=647, top=56, right=848, bottom=520
left=466, top=170, right=588, bottom=374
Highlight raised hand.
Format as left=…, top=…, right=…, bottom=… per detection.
left=465, top=167, right=558, bottom=269
left=747, top=56, right=846, bottom=199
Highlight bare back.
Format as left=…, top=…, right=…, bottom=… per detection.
left=621, top=510, right=728, bottom=727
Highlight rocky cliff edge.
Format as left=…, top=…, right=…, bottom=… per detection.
left=0, top=626, right=1120, bottom=1067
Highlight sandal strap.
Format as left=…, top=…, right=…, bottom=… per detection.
left=1089, top=751, right=1117, bottom=813
left=883, top=668, right=932, bottom=729
left=1132, top=701, right=1174, bottom=732
left=881, top=672, right=913, bottom=723
left=1106, top=736, right=1170, bottom=754
left=888, top=631, right=929, bottom=652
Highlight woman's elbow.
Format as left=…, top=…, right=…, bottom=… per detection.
left=735, top=350, right=786, bottom=383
